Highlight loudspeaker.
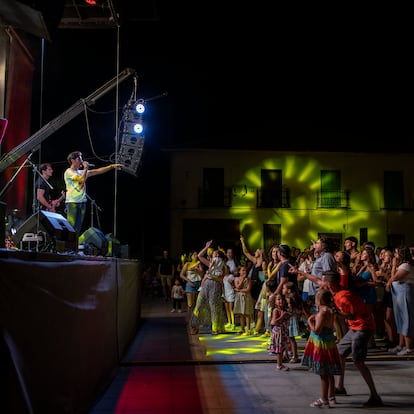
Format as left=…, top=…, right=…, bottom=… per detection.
left=118, top=135, right=144, bottom=176
left=12, top=211, right=77, bottom=252
left=78, top=227, right=108, bottom=256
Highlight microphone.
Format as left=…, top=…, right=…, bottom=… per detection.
left=87, top=163, right=95, bottom=167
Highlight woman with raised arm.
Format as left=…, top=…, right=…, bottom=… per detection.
left=189, top=240, right=226, bottom=335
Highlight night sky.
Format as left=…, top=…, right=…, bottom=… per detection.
left=8, top=1, right=210, bottom=259
left=5, top=1, right=413, bottom=260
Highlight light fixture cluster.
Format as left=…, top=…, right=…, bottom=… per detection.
left=122, top=99, right=145, bottom=136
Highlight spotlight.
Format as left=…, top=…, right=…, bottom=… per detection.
left=133, top=123, right=143, bottom=134
left=122, top=100, right=145, bottom=135
left=85, top=0, right=97, bottom=5
left=123, top=120, right=143, bottom=135
left=135, top=100, right=145, bottom=114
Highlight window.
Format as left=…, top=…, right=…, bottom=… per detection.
left=259, top=169, right=282, bottom=208
left=320, top=170, right=341, bottom=208
left=384, top=171, right=404, bottom=209
left=202, top=168, right=225, bottom=207
left=360, top=228, right=368, bottom=246
left=263, top=224, right=281, bottom=253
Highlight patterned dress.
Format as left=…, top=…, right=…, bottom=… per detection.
left=301, top=326, right=342, bottom=376
left=268, top=308, right=290, bottom=354
left=190, top=257, right=226, bottom=334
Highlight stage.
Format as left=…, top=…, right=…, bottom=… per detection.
left=0, top=248, right=141, bottom=413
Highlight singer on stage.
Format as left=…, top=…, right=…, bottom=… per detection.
left=64, top=151, right=122, bottom=234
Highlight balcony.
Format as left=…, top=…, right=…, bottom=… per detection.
left=198, top=186, right=290, bottom=209
left=316, top=190, right=350, bottom=209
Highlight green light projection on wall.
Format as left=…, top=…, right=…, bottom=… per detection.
left=229, top=154, right=384, bottom=251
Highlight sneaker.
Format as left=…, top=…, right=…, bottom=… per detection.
left=397, top=348, right=414, bottom=356
left=170, top=309, right=176, bottom=313
left=363, top=396, right=383, bottom=407
left=334, top=387, right=347, bottom=395
left=389, top=345, right=403, bottom=354
left=178, top=309, right=182, bottom=313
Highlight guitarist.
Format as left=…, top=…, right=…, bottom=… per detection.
left=36, top=163, right=65, bottom=213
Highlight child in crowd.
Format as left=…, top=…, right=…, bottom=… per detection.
left=233, top=265, right=255, bottom=335
left=301, top=288, right=342, bottom=408
left=268, top=293, right=291, bottom=371
left=223, top=264, right=236, bottom=329
left=171, top=278, right=185, bottom=313
left=284, top=284, right=308, bottom=363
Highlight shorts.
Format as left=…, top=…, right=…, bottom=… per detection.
left=337, top=329, right=373, bottom=361
left=185, top=280, right=201, bottom=294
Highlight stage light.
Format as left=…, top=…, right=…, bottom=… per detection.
left=122, top=100, right=145, bottom=135
left=135, top=100, right=145, bottom=114
left=85, top=0, right=97, bottom=5
left=123, top=119, right=144, bottom=135
left=133, top=123, right=143, bottom=134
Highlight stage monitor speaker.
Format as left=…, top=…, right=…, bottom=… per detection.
left=12, top=211, right=77, bottom=252
left=78, top=227, right=108, bottom=256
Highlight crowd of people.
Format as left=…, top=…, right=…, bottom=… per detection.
left=144, top=236, right=414, bottom=408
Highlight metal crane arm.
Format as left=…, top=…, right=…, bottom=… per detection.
left=0, top=67, right=136, bottom=173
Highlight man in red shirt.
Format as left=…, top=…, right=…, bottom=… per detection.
left=323, top=270, right=383, bottom=407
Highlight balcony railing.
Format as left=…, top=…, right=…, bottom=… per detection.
left=316, top=190, right=350, bottom=209
left=198, top=186, right=290, bottom=208
left=198, top=187, right=351, bottom=209
left=257, top=188, right=290, bottom=208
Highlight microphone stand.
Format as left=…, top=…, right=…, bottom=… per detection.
left=0, top=152, right=37, bottom=199
left=28, top=157, right=53, bottom=214
left=86, top=193, right=102, bottom=229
